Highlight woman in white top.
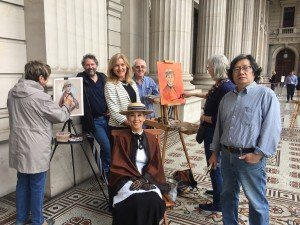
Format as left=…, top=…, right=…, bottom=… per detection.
left=104, top=53, right=140, bottom=130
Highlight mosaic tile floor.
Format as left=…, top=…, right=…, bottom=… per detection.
left=1, top=91, right=300, bottom=225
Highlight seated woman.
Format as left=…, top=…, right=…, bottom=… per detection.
left=109, top=102, right=170, bottom=225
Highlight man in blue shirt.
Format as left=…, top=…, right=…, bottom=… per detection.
left=284, top=70, right=298, bottom=102
left=209, top=54, right=281, bottom=225
left=77, top=54, right=111, bottom=180
left=132, top=58, right=159, bottom=119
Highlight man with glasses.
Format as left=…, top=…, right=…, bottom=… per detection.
left=209, top=54, right=281, bottom=225
left=132, top=58, right=159, bottom=119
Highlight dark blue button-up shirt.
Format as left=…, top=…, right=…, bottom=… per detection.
left=85, top=75, right=107, bottom=118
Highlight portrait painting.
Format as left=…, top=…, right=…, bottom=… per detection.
left=53, top=77, right=84, bottom=116
left=157, top=61, right=186, bottom=105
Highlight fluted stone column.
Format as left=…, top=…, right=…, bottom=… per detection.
left=25, top=0, right=109, bottom=197
left=252, top=0, right=261, bottom=61
left=121, top=0, right=150, bottom=64
left=263, top=0, right=270, bottom=76
left=149, top=0, right=194, bottom=91
left=224, top=0, right=244, bottom=61
left=193, top=0, right=227, bottom=90
left=241, top=0, right=254, bottom=54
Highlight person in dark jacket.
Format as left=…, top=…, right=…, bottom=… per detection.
left=184, top=54, right=235, bottom=212
left=109, top=102, right=170, bottom=225
left=76, top=54, right=111, bottom=179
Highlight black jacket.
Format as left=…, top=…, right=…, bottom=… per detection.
left=76, top=71, right=107, bottom=132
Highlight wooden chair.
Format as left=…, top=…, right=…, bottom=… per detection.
left=111, top=129, right=174, bottom=225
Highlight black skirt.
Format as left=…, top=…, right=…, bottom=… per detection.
left=112, top=192, right=166, bottom=225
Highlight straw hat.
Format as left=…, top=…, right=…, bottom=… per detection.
left=120, top=102, right=152, bottom=115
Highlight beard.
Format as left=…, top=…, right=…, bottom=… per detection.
left=86, top=68, right=96, bottom=77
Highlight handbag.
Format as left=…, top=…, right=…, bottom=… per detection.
left=173, top=169, right=198, bottom=195
left=195, top=124, right=205, bottom=144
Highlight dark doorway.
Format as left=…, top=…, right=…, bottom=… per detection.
left=275, top=48, right=295, bottom=82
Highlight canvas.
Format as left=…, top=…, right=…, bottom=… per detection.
left=53, top=77, right=84, bottom=116
left=157, top=61, right=186, bottom=106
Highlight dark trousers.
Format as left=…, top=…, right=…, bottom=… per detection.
left=203, top=126, right=222, bottom=205
left=286, top=84, right=296, bottom=101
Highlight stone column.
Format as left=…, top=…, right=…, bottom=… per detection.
left=252, top=0, right=261, bottom=61
left=24, top=0, right=109, bottom=197
left=121, top=0, right=150, bottom=65
left=149, top=0, right=194, bottom=91
left=241, top=0, right=254, bottom=54
left=224, top=0, right=244, bottom=61
left=193, top=0, right=227, bottom=90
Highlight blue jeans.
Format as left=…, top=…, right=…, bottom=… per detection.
left=93, top=117, right=111, bottom=173
left=220, top=148, right=269, bottom=225
left=16, top=172, right=47, bottom=225
left=203, top=126, right=222, bottom=205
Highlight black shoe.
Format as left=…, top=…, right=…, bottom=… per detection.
left=204, top=190, right=213, bottom=196
left=199, top=203, right=221, bottom=212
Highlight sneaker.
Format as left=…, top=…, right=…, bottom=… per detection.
left=42, top=218, right=55, bottom=225
left=204, top=190, right=213, bottom=196
left=199, top=203, right=221, bottom=212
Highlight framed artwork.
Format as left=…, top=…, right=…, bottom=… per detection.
left=53, top=77, right=84, bottom=116
left=157, top=61, right=186, bottom=105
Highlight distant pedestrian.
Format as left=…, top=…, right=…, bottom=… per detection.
left=284, top=70, right=298, bottom=102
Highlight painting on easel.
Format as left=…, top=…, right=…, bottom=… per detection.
left=53, top=77, right=84, bottom=116
left=157, top=61, right=186, bottom=105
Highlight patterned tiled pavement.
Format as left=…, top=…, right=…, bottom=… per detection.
left=1, top=89, right=300, bottom=225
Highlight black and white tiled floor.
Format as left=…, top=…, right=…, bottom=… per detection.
left=1, top=90, right=300, bottom=225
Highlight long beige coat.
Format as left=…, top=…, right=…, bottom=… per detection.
left=7, top=78, right=70, bottom=173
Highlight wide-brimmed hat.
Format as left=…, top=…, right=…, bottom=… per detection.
left=120, top=102, right=152, bottom=115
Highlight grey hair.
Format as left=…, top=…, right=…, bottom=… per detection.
left=132, top=58, right=146, bottom=67
left=207, top=54, right=229, bottom=80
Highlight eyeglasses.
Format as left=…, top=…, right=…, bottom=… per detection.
left=233, top=65, right=252, bottom=73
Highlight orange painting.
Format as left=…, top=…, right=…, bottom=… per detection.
left=157, top=61, right=186, bottom=105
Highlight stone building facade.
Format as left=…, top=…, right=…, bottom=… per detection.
left=0, top=0, right=298, bottom=198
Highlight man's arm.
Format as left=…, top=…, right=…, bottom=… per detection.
left=256, top=91, right=281, bottom=157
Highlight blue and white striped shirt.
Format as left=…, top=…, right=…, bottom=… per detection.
left=211, top=82, right=281, bottom=157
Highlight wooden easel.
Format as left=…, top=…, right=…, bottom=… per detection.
left=145, top=59, right=198, bottom=170
left=290, top=100, right=300, bottom=128
left=145, top=103, right=198, bottom=170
